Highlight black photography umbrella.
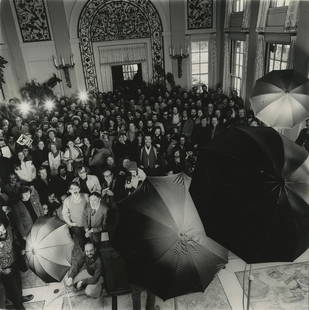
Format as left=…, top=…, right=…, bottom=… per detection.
left=190, top=126, right=309, bottom=264
left=112, top=173, right=227, bottom=301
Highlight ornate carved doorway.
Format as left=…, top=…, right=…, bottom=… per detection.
left=78, top=0, right=164, bottom=92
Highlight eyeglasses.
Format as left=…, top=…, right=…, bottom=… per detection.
left=104, top=174, right=112, bottom=178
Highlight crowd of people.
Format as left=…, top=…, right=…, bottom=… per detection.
left=0, top=82, right=267, bottom=309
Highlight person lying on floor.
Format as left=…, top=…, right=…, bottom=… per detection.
left=65, top=241, right=103, bottom=298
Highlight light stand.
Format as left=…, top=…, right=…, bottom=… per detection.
left=247, top=264, right=253, bottom=310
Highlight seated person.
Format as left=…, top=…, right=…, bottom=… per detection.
left=66, top=241, right=103, bottom=298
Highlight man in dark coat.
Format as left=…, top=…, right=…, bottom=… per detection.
left=51, top=165, right=74, bottom=199
left=0, top=218, right=34, bottom=309
left=296, top=119, right=309, bottom=152
left=12, top=186, right=44, bottom=239
left=139, top=135, right=160, bottom=176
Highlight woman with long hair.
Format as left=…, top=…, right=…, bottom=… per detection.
left=14, top=150, right=36, bottom=184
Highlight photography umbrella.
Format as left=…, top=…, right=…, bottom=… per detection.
left=25, top=216, right=74, bottom=282
left=250, top=69, right=309, bottom=128
left=112, top=173, right=227, bottom=301
left=190, top=126, right=309, bottom=264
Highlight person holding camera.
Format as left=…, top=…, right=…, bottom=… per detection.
left=124, top=161, right=146, bottom=196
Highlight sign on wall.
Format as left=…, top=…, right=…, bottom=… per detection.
left=187, top=0, right=214, bottom=30
left=13, top=0, right=51, bottom=42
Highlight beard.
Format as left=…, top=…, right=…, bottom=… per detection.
left=0, top=233, right=7, bottom=241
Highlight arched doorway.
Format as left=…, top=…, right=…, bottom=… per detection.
left=78, top=0, right=164, bottom=92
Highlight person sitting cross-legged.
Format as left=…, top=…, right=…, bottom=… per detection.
left=66, top=241, right=103, bottom=298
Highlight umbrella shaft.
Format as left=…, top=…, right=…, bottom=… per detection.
left=174, top=298, right=178, bottom=310
left=247, top=265, right=253, bottom=310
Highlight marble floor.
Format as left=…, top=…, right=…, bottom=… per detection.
left=17, top=248, right=309, bottom=310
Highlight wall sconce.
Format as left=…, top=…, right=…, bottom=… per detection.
left=169, top=45, right=189, bottom=78
left=52, top=55, right=75, bottom=88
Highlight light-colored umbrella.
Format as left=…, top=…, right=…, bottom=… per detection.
left=250, top=70, right=309, bottom=128
left=25, top=216, right=74, bottom=283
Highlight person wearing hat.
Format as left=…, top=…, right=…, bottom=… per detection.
left=12, top=185, right=44, bottom=239
left=124, top=161, right=146, bottom=196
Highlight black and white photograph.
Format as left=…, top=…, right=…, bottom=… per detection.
left=0, top=0, right=308, bottom=309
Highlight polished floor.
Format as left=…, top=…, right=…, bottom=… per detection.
left=18, top=249, right=309, bottom=310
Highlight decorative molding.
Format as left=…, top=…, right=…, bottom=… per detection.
left=222, top=34, right=231, bottom=94
left=224, top=0, right=233, bottom=31
left=240, top=34, right=249, bottom=99
left=13, top=0, right=51, bottom=42
left=285, top=0, right=299, bottom=32
left=209, top=34, right=217, bottom=89
left=287, top=35, right=296, bottom=69
left=241, top=0, right=251, bottom=31
left=78, top=0, right=164, bottom=92
left=187, top=0, right=214, bottom=30
left=256, top=0, right=271, bottom=33
left=254, top=34, right=265, bottom=81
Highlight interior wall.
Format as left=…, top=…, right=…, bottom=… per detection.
left=0, top=0, right=28, bottom=99
left=169, top=0, right=187, bottom=88
left=67, top=0, right=172, bottom=93
left=0, top=0, right=222, bottom=98
left=46, top=0, right=78, bottom=95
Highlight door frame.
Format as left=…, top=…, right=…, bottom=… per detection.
left=93, top=38, right=152, bottom=92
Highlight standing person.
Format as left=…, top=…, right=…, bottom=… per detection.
left=34, top=166, right=52, bottom=204
left=65, top=241, right=103, bottom=298
left=139, top=135, right=159, bottom=176
left=63, top=140, right=84, bottom=173
left=73, top=166, right=101, bottom=195
left=48, top=142, right=63, bottom=176
left=208, top=116, right=224, bottom=141
left=62, top=182, right=88, bottom=248
left=296, top=119, right=309, bottom=152
left=0, top=137, right=13, bottom=183
left=12, top=186, right=44, bottom=239
left=124, top=161, right=146, bottom=196
left=46, top=128, right=62, bottom=151
left=4, top=173, right=21, bottom=203
left=14, top=151, right=37, bottom=184
left=32, top=140, right=49, bottom=168
left=84, top=192, right=108, bottom=245
left=0, top=218, right=34, bottom=309
left=51, top=165, right=73, bottom=199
